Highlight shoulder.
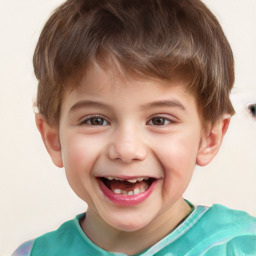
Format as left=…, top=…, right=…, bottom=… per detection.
left=163, top=204, right=256, bottom=255
left=196, top=204, right=256, bottom=255
left=204, top=204, right=256, bottom=232
left=12, top=213, right=86, bottom=256
left=34, top=213, right=85, bottom=246
left=11, top=240, right=35, bottom=256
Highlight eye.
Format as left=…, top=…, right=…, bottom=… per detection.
left=80, top=116, right=110, bottom=126
left=147, top=117, right=173, bottom=126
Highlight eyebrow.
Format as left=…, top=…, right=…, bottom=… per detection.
left=69, top=100, right=111, bottom=113
left=141, top=99, right=186, bottom=111
left=69, top=99, right=186, bottom=114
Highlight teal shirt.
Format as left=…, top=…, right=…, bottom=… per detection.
left=13, top=204, right=256, bottom=256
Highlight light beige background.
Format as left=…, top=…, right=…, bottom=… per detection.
left=0, top=0, right=255, bottom=255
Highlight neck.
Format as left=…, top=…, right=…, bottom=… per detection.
left=81, top=198, right=193, bottom=255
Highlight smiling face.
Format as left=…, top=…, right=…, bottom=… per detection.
left=56, top=62, right=205, bottom=231
left=36, top=61, right=229, bottom=236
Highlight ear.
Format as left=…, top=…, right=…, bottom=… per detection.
left=196, top=114, right=231, bottom=166
left=35, top=114, right=63, bottom=168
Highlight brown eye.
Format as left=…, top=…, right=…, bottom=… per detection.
left=81, top=117, right=109, bottom=126
left=91, top=118, right=105, bottom=125
left=148, top=117, right=172, bottom=126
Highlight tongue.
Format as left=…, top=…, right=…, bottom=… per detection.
left=105, top=180, right=148, bottom=192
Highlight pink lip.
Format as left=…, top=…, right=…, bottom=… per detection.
left=98, top=179, right=157, bottom=206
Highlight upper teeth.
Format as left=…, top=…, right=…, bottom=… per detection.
left=106, top=177, right=149, bottom=183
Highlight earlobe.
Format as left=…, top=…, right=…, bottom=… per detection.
left=196, top=115, right=231, bottom=166
left=35, top=114, right=63, bottom=168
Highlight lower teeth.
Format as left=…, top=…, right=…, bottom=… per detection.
left=113, top=187, right=146, bottom=195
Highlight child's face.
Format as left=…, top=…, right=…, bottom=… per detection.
left=58, top=62, right=206, bottom=232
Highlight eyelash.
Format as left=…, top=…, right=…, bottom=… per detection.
left=79, top=115, right=110, bottom=126
left=147, top=116, right=175, bottom=126
left=79, top=115, right=176, bottom=126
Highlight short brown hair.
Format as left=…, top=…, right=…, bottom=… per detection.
left=34, top=0, right=235, bottom=126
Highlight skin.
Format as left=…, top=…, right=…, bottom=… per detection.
left=36, top=61, right=230, bottom=255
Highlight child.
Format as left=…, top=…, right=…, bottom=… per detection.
left=13, top=0, right=256, bottom=255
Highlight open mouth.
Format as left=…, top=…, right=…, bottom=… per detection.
left=99, top=177, right=156, bottom=196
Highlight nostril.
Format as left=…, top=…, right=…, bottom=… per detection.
left=248, top=104, right=256, bottom=119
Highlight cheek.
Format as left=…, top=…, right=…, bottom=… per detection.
left=153, top=133, right=200, bottom=192
left=61, top=134, right=104, bottom=201
left=62, top=135, right=101, bottom=169
left=155, top=134, right=199, bottom=169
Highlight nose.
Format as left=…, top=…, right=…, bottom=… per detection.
left=108, top=126, right=147, bottom=163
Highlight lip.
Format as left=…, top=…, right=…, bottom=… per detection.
left=98, top=178, right=158, bottom=206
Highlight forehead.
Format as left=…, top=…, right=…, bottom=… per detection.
left=61, top=61, right=201, bottom=121
left=65, top=60, right=193, bottom=99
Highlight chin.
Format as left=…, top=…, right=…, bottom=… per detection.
left=105, top=214, right=152, bottom=232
